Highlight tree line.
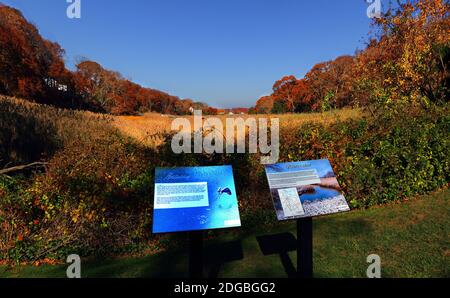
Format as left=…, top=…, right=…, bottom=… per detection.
left=251, top=0, right=449, bottom=114
left=0, top=4, right=217, bottom=115
left=1, top=1, right=448, bottom=116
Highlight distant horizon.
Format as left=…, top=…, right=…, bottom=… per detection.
left=2, top=0, right=373, bottom=108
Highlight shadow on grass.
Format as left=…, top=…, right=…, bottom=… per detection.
left=204, top=240, right=244, bottom=278
left=256, top=233, right=297, bottom=278
left=76, top=238, right=245, bottom=278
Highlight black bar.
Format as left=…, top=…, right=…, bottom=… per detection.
left=297, top=217, right=313, bottom=278
left=0, top=279, right=441, bottom=297
left=188, top=230, right=204, bottom=278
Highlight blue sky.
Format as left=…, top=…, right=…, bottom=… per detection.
left=2, top=0, right=373, bottom=108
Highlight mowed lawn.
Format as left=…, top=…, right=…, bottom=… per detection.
left=1, top=188, right=448, bottom=278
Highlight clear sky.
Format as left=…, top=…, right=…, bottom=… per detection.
left=2, top=0, right=373, bottom=108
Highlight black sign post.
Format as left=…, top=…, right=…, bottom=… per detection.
left=297, top=217, right=313, bottom=278
left=189, top=230, right=204, bottom=278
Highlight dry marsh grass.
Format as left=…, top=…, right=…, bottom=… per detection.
left=1, top=96, right=362, bottom=154
left=0, top=96, right=114, bottom=167
left=112, top=108, right=363, bottom=147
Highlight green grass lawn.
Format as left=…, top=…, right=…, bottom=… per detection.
left=1, top=189, right=449, bottom=278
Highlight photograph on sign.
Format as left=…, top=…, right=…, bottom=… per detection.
left=152, top=165, right=241, bottom=233
left=265, top=159, right=350, bottom=220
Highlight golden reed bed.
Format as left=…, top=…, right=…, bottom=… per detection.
left=112, top=109, right=362, bottom=148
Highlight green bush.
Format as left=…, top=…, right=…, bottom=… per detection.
left=279, top=104, right=450, bottom=208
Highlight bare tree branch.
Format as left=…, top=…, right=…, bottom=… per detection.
left=0, top=162, right=47, bottom=175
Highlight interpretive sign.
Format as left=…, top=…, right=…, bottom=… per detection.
left=265, top=159, right=350, bottom=220
left=152, top=165, right=241, bottom=233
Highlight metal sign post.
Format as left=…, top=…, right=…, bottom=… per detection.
left=297, top=217, right=313, bottom=278
left=189, top=230, right=204, bottom=278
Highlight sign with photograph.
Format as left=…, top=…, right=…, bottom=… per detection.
left=265, top=159, right=350, bottom=220
left=152, top=165, right=241, bottom=233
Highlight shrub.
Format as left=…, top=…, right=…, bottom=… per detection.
left=278, top=103, right=450, bottom=208
left=0, top=96, right=157, bottom=261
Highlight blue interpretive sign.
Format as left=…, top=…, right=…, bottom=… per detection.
left=152, top=165, right=241, bottom=233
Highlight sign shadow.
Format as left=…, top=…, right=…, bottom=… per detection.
left=203, top=240, right=244, bottom=278
left=256, top=232, right=297, bottom=278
